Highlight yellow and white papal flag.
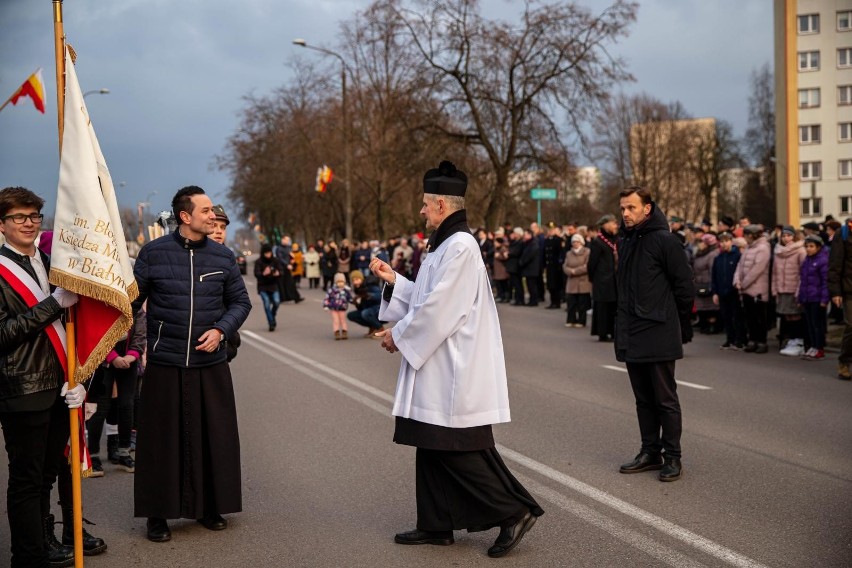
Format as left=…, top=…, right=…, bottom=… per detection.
left=49, top=46, right=138, bottom=382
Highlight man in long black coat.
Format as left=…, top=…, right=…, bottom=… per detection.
left=519, top=230, right=541, bottom=306
left=615, top=187, right=694, bottom=482
left=588, top=214, right=619, bottom=341
left=133, top=186, right=252, bottom=542
left=543, top=224, right=565, bottom=309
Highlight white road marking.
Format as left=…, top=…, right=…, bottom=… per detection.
left=601, top=365, right=713, bottom=391
left=243, top=330, right=767, bottom=568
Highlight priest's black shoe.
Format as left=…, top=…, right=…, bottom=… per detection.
left=146, top=518, right=171, bottom=542
left=487, top=511, right=537, bottom=558
left=198, top=513, right=228, bottom=531
left=619, top=452, right=664, bottom=474
left=394, top=529, right=454, bottom=546
left=659, top=458, right=682, bottom=482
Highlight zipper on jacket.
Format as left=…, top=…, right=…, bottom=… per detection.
left=152, top=321, right=163, bottom=352
left=199, top=271, right=223, bottom=281
left=186, top=250, right=195, bottom=367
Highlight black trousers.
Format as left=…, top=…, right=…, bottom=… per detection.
left=626, top=361, right=682, bottom=459
left=742, top=294, right=768, bottom=344
left=509, top=274, right=524, bottom=304
left=718, top=292, right=747, bottom=346
left=545, top=267, right=564, bottom=307
left=88, top=365, right=138, bottom=453
left=524, top=277, right=539, bottom=305
left=566, top=293, right=591, bottom=325
left=802, top=302, right=827, bottom=350
left=0, top=398, right=72, bottom=568
left=840, top=297, right=852, bottom=364
left=415, top=447, right=544, bottom=532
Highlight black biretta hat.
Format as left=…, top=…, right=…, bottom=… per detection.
left=423, top=160, right=467, bottom=197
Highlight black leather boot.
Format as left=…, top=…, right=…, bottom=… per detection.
left=61, top=508, right=107, bottom=556
left=42, top=514, right=74, bottom=567
left=659, top=458, right=683, bottom=482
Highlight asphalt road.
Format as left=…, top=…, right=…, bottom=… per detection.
left=1, top=282, right=850, bottom=567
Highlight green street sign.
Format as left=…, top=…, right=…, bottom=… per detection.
left=530, top=188, right=557, bottom=200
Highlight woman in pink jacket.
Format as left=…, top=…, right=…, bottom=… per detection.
left=733, top=225, right=772, bottom=353
left=773, top=226, right=807, bottom=356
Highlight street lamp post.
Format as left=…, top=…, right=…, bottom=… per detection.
left=292, top=39, right=352, bottom=240
left=82, top=88, right=110, bottom=99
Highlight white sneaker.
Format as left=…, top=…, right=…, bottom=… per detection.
left=801, top=347, right=817, bottom=358
left=779, top=339, right=804, bottom=357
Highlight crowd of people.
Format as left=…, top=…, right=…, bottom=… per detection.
left=270, top=210, right=842, bottom=374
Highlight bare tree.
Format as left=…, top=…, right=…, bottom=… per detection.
left=688, top=119, right=745, bottom=222
left=390, top=0, right=637, bottom=227
left=742, top=63, right=776, bottom=222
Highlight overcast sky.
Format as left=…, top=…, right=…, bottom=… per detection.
left=0, top=0, right=774, bottom=221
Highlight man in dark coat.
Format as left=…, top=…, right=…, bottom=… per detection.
left=543, top=223, right=566, bottom=309
left=615, top=186, right=694, bottom=482
left=275, top=236, right=303, bottom=303
left=506, top=229, right=524, bottom=305
left=588, top=214, right=619, bottom=341
left=132, top=186, right=252, bottom=542
left=829, top=217, right=852, bottom=380
left=519, top=229, right=541, bottom=306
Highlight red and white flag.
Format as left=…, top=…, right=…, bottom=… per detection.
left=49, top=47, right=138, bottom=383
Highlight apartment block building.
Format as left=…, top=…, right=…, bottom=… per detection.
left=775, top=1, right=852, bottom=223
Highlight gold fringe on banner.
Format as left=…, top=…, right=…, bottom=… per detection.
left=49, top=268, right=139, bottom=383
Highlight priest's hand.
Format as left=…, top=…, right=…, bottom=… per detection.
left=196, top=329, right=223, bottom=353
left=374, top=329, right=398, bottom=353
left=369, top=258, right=396, bottom=285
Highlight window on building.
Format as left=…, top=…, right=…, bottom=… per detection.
left=798, top=14, right=820, bottom=33
left=840, top=48, right=852, bottom=68
left=839, top=11, right=851, bottom=31
left=841, top=85, right=852, bottom=105
left=798, top=88, right=821, bottom=108
left=842, top=196, right=852, bottom=215
left=841, top=123, right=852, bottom=142
left=800, top=161, right=822, bottom=181
left=801, top=197, right=822, bottom=217
left=841, top=160, right=852, bottom=179
left=799, top=50, right=820, bottom=71
left=799, top=124, right=821, bottom=144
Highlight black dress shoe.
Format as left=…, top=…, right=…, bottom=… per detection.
left=198, top=513, right=228, bottom=531
left=394, top=529, right=454, bottom=545
left=619, top=452, right=664, bottom=473
left=659, top=458, right=682, bottom=482
left=487, top=511, right=537, bottom=558
left=146, top=518, right=171, bottom=542
left=545, top=305, right=560, bottom=310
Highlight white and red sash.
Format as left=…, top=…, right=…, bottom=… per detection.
left=0, top=254, right=67, bottom=375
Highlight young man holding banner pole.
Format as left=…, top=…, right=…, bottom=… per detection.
left=0, top=186, right=107, bottom=567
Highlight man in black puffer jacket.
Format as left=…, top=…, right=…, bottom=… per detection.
left=615, top=186, right=694, bottom=483
left=131, top=186, right=251, bottom=543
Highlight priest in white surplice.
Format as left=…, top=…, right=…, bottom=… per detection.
left=370, top=161, right=543, bottom=559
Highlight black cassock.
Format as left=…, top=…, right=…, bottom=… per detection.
left=395, top=417, right=544, bottom=532
left=134, top=362, right=241, bottom=519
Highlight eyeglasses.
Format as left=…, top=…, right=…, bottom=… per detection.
left=1, top=213, right=44, bottom=225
